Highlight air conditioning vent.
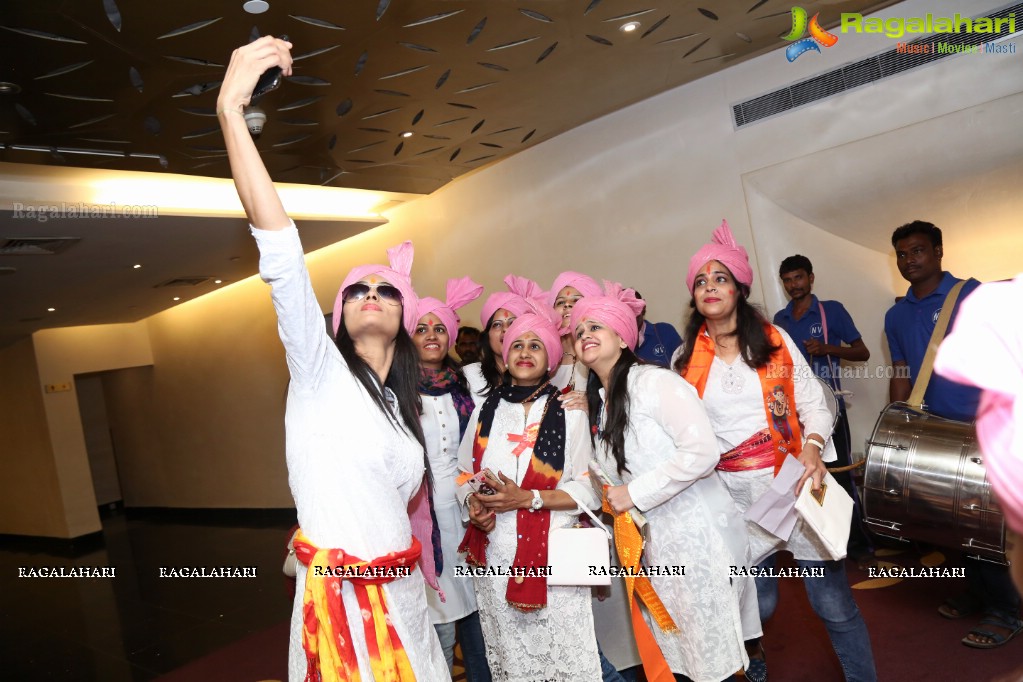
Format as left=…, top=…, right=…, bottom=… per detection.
left=154, top=277, right=212, bottom=288
left=0, top=237, right=80, bottom=255
left=733, top=2, right=1022, bottom=128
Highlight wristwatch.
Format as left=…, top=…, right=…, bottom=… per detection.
left=529, top=489, right=543, bottom=512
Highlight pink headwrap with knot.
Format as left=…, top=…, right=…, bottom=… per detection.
left=547, top=271, right=603, bottom=308
left=685, top=219, right=754, bottom=294
left=502, top=300, right=563, bottom=374
left=934, top=274, right=1023, bottom=533
left=480, top=274, right=544, bottom=328
left=569, top=280, right=646, bottom=351
left=415, top=277, right=485, bottom=351
left=334, top=241, right=419, bottom=335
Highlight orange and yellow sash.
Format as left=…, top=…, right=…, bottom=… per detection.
left=680, top=323, right=802, bottom=475
left=602, top=496, right=678, bottom=682
left=293, top=531, right=420, bottom=682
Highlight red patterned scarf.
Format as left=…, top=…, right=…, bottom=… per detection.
left=680, top=323, right=802, bottom=474
left=457, top=382, right=565, bottom=611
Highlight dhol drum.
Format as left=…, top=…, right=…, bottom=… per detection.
left=862, top=402, right=1005, bottom=563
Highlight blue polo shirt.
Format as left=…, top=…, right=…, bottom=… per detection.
left=883, top=272, right=982, bottom=422
left=635, top=321, right=683, bottom=368
left=773, top=296, right=861, bottom=403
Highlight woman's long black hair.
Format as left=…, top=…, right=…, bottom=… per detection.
left=335, top=319, right=426, bottom=451
left=672, top=268, right=779, bottom=375
left=477, top=311, right=509, bottom=397
left=585, top=348, right=639, bottom=475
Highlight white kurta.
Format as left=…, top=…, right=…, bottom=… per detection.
left=463, top=361, right=489, bottom=402
left=551, top=360, right=589, bottom=392
left=696, top=327, right=837, bottom=564
left=457, top=395, right=602, bottom=682
left=420, top=392, right=478, bottom=623
left=594, top=365, right=759, bottom=682
left=253, top=225, right=449, bottom=682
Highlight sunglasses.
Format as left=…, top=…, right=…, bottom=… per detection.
left=342, top=282, right=403, bottom=304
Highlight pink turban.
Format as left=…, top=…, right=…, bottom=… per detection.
left=415, top=277, right=485, bottom=351
left=334, top=241, right=419, bottom=335
left=685, top=220, right=754, bottom=294
left=569, top=280, right=646, bottom=351
left=480, top=274, right=544, bottom=328
left=502, top=301, right=563, bottom=373
left=547, top=271, right=603, bottom=308
left=934, top=274, right=1023, bottom=533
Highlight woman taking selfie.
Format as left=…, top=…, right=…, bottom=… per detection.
left=570, top=282, right=759, bottom=682
left=457, top=305, right=602, bottom=681
left=673, top=221, right=876, bottom=682
left=218, top=37, right=448, bottom=681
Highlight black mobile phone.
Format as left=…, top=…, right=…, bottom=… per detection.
left=250, top=35, right=289, bottom=101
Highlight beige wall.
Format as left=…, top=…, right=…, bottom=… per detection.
left=0, top=338, right=68, bottom=536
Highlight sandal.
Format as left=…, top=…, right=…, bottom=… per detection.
left=938, top=593, right=984, bottom=620
left=744, top=645, right=767, bottom=682
left=962, top=612, right=1023, bottom=649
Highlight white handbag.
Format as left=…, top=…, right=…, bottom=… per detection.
left=794, top=472, right=853, bottom=561
left=546, top=494, right=612, bottom=587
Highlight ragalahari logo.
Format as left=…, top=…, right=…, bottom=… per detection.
left=783, top=7, right=839, bottom=61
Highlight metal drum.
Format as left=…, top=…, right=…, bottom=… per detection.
left=863, top=403, right=1005, bottom=563
left=817, top=376, right=840, bottom=432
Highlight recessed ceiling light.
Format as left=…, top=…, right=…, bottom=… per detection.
left=172, top=297, right=181, bottom=301
left=400, top=131, right=414, bottom=138
left=214, top=279, right=223, bottom=284
left=620, top=21, right=641, bottom=33
left=47, top=307, right=56, bottom=312
left=243, top=0, right=269, bottom=14
left=133, top=264, right=142, bottom=269
left=0, top=82, right=21, bottom=94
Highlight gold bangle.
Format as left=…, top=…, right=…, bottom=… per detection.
left=217, top=106, right=244, bottom=116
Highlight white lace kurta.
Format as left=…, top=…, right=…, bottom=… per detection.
left=457, top=396, right=602, bottom=682
left=693, top=326, right=837, bottom=564
left=253, top=225, right=449, bottom=682
left=594, top=365, right=759, bottom=682
left=420, top=392, right=478, bottom=623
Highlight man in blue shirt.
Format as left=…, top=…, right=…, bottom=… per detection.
left=774, top=255, right=872, bottom=561
left=633, top=291, right=682, bottom=368
left=884, top=220, right=1020, bottom=649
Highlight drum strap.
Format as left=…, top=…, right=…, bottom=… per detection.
left=818, top=301, right=840, bottom=392
left=907, top=280, right=966, bottom=409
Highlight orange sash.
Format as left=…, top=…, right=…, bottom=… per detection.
left=293, top=531, right=420, bottom=682
left=602, top=496, right=678, bottom=682
left=681, top=323, right=802, bottom=475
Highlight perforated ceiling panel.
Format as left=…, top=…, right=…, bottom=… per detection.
left=0, top=0, right=897, bottom=194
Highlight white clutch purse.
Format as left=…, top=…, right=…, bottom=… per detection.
left=547, top=494, right=612, bottom=586
left=794, top=472, right=853, bottom=561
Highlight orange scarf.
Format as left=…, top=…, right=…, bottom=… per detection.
left=602, top=496, right=678, bottom=682
left=293, top=530, right=420, bottom=682
left=680, top=323, right=802, bottom=475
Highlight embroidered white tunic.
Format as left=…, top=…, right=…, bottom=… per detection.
left=694, top=326, right=837, bottom=564
left=420, top=392, right=478, bottom=623
left=457, top=395, right=602, bottom=682
left=593, top=365, right=760, bottom=682
left=253, top=225, right=450, bottom=682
